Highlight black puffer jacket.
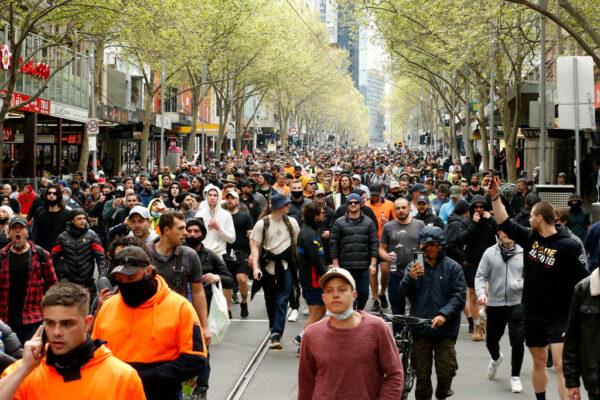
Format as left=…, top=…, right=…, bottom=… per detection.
left=466, top=195, right=498, bottom=266
left=444, top=214, right=476, bottom=266
left=564, top=272, right=600, bottom=395
left=51, top=223, right=108, bottom=285
left=330, top=212, right=379, bottom=270
left=0, top=320, right=22, bottom=374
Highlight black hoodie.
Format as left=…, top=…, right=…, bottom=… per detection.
left=466, top=195, right=498, bottom=266
left=499, top=218, right=589, bottom=321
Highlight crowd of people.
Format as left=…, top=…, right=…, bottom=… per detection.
left=0, top=145, right=597, bottom=400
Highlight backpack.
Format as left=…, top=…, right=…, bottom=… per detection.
left=260, top=214, right=297, bottom=258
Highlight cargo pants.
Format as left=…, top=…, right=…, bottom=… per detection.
left=412, top=337, right=458, bottom=400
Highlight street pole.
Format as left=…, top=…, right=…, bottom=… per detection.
left=573, top=57, right=581, bottom=195
left=200, top=64, right=206, bottom=167
left=89, top=49, right=97, bottom=178
left=464, top=68, right=471, bottom=161
left=489, top=27, right=497, bottom=171
left=160, top=65, right=165, bottom=169
left=539, top=0, right=548, bottom=184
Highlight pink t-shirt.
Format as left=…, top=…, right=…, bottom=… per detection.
left=298, top=311, right=404, bottom=400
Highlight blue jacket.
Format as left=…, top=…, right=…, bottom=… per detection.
left=401, top=253, right=466, bottom=341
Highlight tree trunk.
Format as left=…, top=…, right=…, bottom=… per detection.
left=476, top=83, right=490, bottom=171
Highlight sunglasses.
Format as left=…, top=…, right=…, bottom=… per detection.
left=348, top=201, right=360, bottom=206
left=46, top=192, right=57, bottom=196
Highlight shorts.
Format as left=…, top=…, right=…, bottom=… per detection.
left=524, top=318, right=567, bottom=347
left=224, top=252, right=250, bottom=276
left=302, top=286, right=324, bottom=306
left=463, top=264, right=477, bottom=288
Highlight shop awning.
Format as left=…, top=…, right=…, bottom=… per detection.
left=173, top=122, right=220, bottom=136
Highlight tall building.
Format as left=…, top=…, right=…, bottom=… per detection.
left=337, top=3, right=360, bottom=89
left=363, top=69, right=386, bottom=147
left=319, top=0, right=338, bottom=44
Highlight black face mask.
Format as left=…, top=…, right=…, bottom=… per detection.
left=186, top=236, right=203, bottom=248
left=291, top=190, right=303, bottom=199
left=117, top=275, right=158, bottom=307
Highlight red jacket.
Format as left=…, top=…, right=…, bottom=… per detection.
left=0, top=242, right=57, bottom=324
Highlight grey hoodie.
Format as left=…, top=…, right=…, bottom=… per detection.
left=475, top=242, right=524, bottom=307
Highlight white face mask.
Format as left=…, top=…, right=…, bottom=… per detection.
left=326, top=306, right=354, bottom=321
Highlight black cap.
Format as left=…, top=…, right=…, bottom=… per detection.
left=110, top=246, right=150, bottom=276
left=240, top=180, right=253, bottom=188
left=370, top=184, right=382, bottom=195
left=9, top=216, right=28, bottom=229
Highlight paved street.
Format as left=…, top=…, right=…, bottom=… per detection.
left=210, top=296, right=589, bottom=400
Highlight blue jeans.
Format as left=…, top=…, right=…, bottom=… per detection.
left=388, top=272, right=407, bottom=334
left=349, top=269, right=370, bottom=310
left=262, top=269, right=292, bottom=335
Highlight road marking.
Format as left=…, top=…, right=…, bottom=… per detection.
left=230, top=319, right=270, bottom=322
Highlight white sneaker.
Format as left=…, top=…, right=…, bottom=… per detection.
left=487, top=353, right=503, bottom=379
left=287, top=309, right=299, bottom=322
left=302, top=307, right=309, bottom=316
left=510, top=377, right=523, bottom=393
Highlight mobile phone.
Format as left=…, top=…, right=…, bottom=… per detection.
left=414, top=251, right=424, bottom=266
left=41, top=322, right=47, bottom=356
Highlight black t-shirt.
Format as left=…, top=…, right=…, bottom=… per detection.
left=35, top=208, right=69, bottom=251
left=228, top=211, right=254, bottom=254
left=8, top=250, right=30, bottom=325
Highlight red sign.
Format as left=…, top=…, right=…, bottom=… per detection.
left=1, top=90, right=50, bottom=115
left=18, top=57, right=51, bottom=80
left=595, top=83, right=600, bottom=109
left=61, top=133, right=83, bottom=145
left=3, top=127, right=14, bottom=141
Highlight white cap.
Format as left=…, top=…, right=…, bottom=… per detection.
left=319, top=267, right=356, bottom=290
left=129, top=205, right=150, bottom=220
left=225, top=190, right=239, bottom=199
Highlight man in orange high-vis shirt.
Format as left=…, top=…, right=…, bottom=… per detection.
left=1, top=282, right=146, bottom=400
left=93, top=246, right=207, bottom=400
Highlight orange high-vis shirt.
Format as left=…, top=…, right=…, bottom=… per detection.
left=366, top=199, right=396, bottom=238
left=1, top=345, right=146, bottom=400
left=93, top=275, right=207, bottom=364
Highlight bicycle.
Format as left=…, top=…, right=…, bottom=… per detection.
left=378, top=313, right=431, bottom=400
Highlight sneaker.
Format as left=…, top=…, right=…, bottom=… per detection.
left=487, top=353, right=504, bottom=379
left=287, top=309, right=299, bottom=322
left=472, top=323, right=484, bottom=342
left=302, top=307, right=309, bottom=316
left=240, top=302, right=249, bottom=318
left=510, top=376, right=523, bottom=393
left=379, top=293, right=389, bottom=309
left=232, top=291, right=240, bottom=304
left=270, top=333, right=283, bottom=350
left=371, top=299, right=381, bottom=313
left=292, top=334, right=302, bottom=346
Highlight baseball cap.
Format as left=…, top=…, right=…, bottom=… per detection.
left=319, top=267, right=356, bottom=290
left=225, top=190, right=239, bottom=199
left=129, top=205, right=151, bottom=220
left=109, top=246, right=150, bottom=277
left=558, top=172, right=567, bottom=177
left=351, top=174, right=362, bottom=181
left=315, top=189, right=326, bottom=196
left=390, top=181, right=400, bottom=189
left=449, top=185, right=461, bottom=198
left=416, top=195, right=430, bottom=204
left=9, top=216, right=28, bottom=229
left=411, top=183, right=426, bottom=194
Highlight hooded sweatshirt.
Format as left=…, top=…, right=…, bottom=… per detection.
left=195, top=184, right=235, bottom=256
left=499, top=218, right=589, bottom=321
left=475, top=242, right=524, bottom=307
left=93, top=275, right=207, bottom=400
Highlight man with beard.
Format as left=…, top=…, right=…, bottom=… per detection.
left=127, top=206, right=159, bottom=246
left=415, top=196, right=445, bottom=229
left=30, top=185, right=70, bottom=252
left=510, top=178, right=530, bottom=218
left=468, top=175, right=485, bottom=198
left=0, top=217, right=57, bottom=343
left=185, top=218, right=233, bottom=400
left=256, top=173, right=276, bottom=203
left=223, top=191, right=254, bottom=316
left=289, top=180, right=311, bottom=226
left=379, top=198, right=425, bottom=333
left=327, top=174, right=353, bottom=211
left=386, top=180, right=404, bottom=202
left=51, top=210, right=107, bottom=303
left=93, top=246, right=207, bottom=400
left=489, top=178, right=589, bottom=400
left=148, top=212, right=210, bottom=346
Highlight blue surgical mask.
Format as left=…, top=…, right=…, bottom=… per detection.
left=326, top=306, right=354, bottom=321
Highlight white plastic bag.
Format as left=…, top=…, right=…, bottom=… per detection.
left=208, top=281, right=230, bottom=344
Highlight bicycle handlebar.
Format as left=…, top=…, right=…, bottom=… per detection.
left=376, top=313, right=431, bottom=326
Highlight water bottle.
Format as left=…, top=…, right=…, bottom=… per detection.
left=0, top=331, right=5, bottom=353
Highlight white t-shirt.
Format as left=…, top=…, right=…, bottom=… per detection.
left=250, top=215, right=300, bottom=274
